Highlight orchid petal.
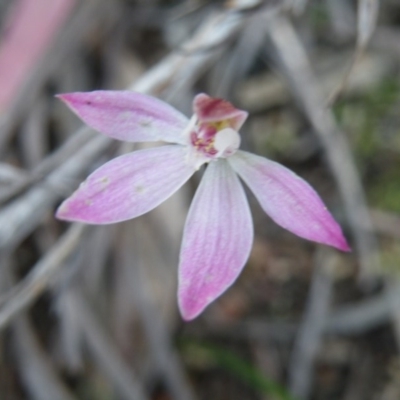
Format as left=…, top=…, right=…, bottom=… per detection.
left=57, top=91, right=189, bottom=144
left=178, top=160, right=253, bottom=320
left=229, top=151, right=350, bottom=251
left=56, top=145, right=195, bottom=224
left=194, top=93, right=248, bottom=130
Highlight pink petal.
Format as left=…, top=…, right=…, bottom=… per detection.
left=178, top=160, right=253, bottom=320
left=56, top=145, right=194, bottom=224
left=193, top=93, right=248, bottom=130
left=0, top=0, right=75, bottom=111
left=57, top=91, right=189, bottom=144
left=229, top=151, right=350, bottom=251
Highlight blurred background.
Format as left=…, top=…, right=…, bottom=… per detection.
left=1, top=0, right=400, bottom=399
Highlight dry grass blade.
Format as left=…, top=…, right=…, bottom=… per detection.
left=137, top=9, right=245, bottom=99
left=325, top=290, right=391, bottom=335
left=0, top=256, right=76, bottom=400
left=326, top=0, right=355, bottom=40
left=52, top=226, right=115, bottom=373
left=213, top=9, right=268, bottom=98
left=289, top=0, right=309, bottom=15
left=55, top=281, right=85, bottom=372
left=288, top=249, right=337, bottom=399
left=0, top=223, right=86, bottom=330
left=327, top=0, right=380, bottom=104
left=0, top=163, right=27, bottom=184
left=68, top=289, right=149, bottom=400
left=12, top=316, right=77, bottom=400
left=357, top=0, right=380, bottom=50
left=0, top=126, right=97, bottom=205
left=20, top=96, right=49, bottom=169
left=225, top=0, right=262, bottom=11
left=384, top=279, right=400, bottom=349
left=0, top=136, right=109, bottom=251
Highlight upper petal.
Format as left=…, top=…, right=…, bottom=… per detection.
left=178, top=160, right=253, bottom=320
left=229, top=151, right=350, bottom=251
left=193, top=93, right=248, bottom=130
left=56, top=145, right=195, bottom=224
left=57, top=91, right=189, bottom=144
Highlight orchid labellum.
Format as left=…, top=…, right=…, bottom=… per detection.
left=56, top=91, right=350, bottom=320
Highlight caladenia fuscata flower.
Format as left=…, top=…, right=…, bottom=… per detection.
left=56, top=91, right=350, bottom=320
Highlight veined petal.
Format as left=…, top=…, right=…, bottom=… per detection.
left=229, top=151, right=350, bottom=251
left=57, top=91, right=189, bottom=144
left=194, top=93, right=248, bottom=130
left=178, top=160, right=253, bottom=320
left=56, top=145, right=195, bottom=224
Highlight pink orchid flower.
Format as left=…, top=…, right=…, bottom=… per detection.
left=56, top=91, right=350, bottom=320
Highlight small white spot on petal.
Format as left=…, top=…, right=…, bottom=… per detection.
left=118, top=111, right=133, bottom=121
left=135, top=185, right=145, bottom=194
left=99, top=176, right=110, bottom=186
left=139, top=120, right=152, bottom=128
